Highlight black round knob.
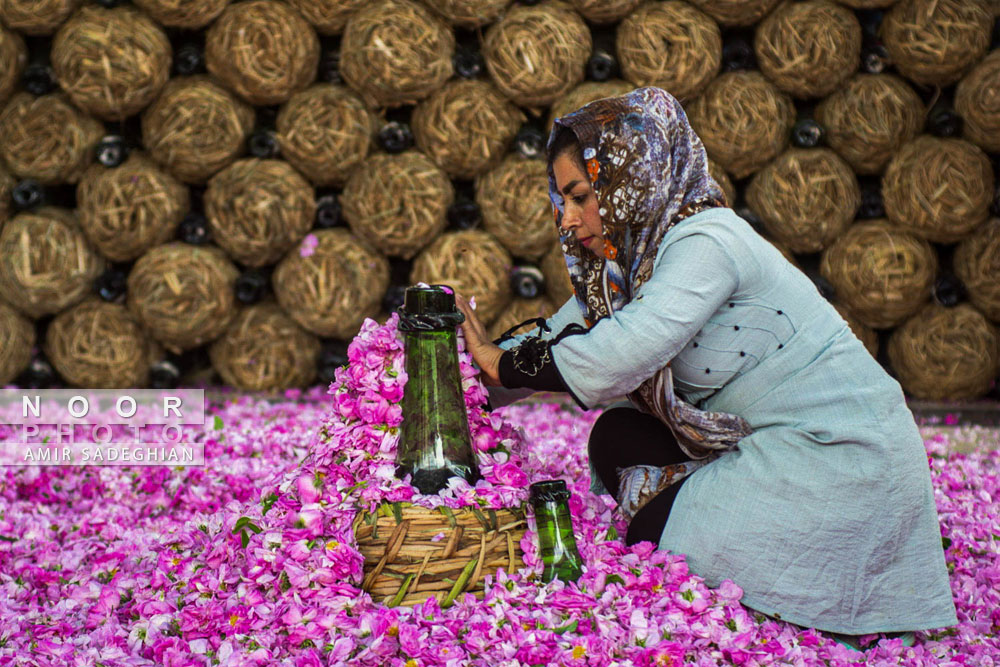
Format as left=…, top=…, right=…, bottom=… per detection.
left=377, top=121, right=413, bottom=154
left=447, top=198, right=481, bottom=230
left=235, top=269, right=269, bottom=304
left=319, top=48, right=342, bottom=84
left=810, top=274, right=835, bottom=301
left=587, top=49, right=618, bottom=82
left=453, top=46, right=483, bottom=79
left=933, top=274, right=967, bottom=307
left=150, top=359, right=181, bottom=389
left=315, top=193, right=341, bottom=228
left=248, top=129, right=280, bottom=159
left=19, top=358, right=56, bottom=389
left=510, top=265, right=545, bottom=300
left=861, top=43, right=890, bottom=74
left=22, top=63, right=56, bottom=96
left=514, top=125, right=546, bottom=160
left=858, top=184, right=885, bottom=220
left=95, top=269, right=127, bottom=303
left=173, top=43, right=204, bottom=76
left=178, top=212, right=211, bottom=245
left=926, top=106, right=963, bottom=138
left=722, top=36, right=756, bottom=72
left=735, top=205, right=763, bottom=232
left=791, top=119, right=824, bottom=149
left=12, top=180, right=45, bottom=210
left=382, top=285, right=408, bottom=314
left=96, top=135, right=128, bottom=168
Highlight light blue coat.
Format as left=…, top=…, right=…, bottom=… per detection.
left=489, top=207, right=957, bottom=635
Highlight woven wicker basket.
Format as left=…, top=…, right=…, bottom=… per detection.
left=354, top=502, right=527, bottom=607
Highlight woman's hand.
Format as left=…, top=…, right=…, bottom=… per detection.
left=455, top=293, right=504, bottom=387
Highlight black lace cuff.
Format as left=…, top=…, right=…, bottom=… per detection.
left=499, top=340, right=565, bottom=392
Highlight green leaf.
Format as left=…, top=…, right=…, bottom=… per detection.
left=213, top=416, right=224, bottom=430
left=0, top=535, right=16, bottom=543
left=551, top=619, right=578, bottom=635
left=605, top=574, right=625, bottom=586
left=441, top=559, right=478, bottom=609
left=261, top=493, right=279, bottom=515
left=942, top=536, right=952, bottom=550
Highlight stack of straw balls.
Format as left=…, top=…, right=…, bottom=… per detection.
left=0, top=0, right=998, bottom=400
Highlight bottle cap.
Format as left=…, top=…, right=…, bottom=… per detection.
left=398, top=285, right=465, bottom=331
left=530, top=479, right=570, bottom=503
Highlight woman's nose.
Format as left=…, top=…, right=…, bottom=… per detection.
left=560, top=211, right=580, bottom=233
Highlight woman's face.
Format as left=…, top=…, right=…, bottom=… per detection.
left=553, top=152, right=604, bottom=256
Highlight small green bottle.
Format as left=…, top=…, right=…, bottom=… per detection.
left=530, top=480, right=584, bottom=583
left=396, top=285, right=480, bottom=495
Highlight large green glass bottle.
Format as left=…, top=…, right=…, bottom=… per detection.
left=396, top=285, right=480, bottom=495
left=530, top=480, right=584, bottom=583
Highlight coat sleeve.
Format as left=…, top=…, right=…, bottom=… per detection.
left=551, top=232, right=740, bottom=409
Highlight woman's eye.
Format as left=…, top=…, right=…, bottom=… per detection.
left=572, top=194, right=587, bottom=205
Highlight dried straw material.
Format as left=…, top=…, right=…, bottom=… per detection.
left=419, top=0, right=511, bottom=27
left=51, top=6, right=171, bottom=120
left=205, top=0, right=319, bottom=106
left=0, top=208, right=105, bottom=319
left=687, top=0, right=781, bottom=26
left=354, top=502, right=526, bottom=607
left=547, top=80, right=636, bottom=131
left=204, top=159, right=316, bottom=268
left=272, top=228, right=390, bottom=339
left=0, top=0, right=81, bottom=36
left=815, top=74, right=923, bottom=175
left=819, top=219, right=936, bottom=329
left=0, top=24, right=26, bottom=106
left=127, top=243, right=239, bottom=354
left=341, top=0, right=454, bottom=108
left=955, top=51, right=1000, bottom=154
left=488, top=297, right=557, bottom=341
left=837, top=0, right=897, bottom=7
left=540, top=241, right=573, bottom=307
left=881, top=0, right=992, bottom=87
left=141, top=75, right=255, bottom=185
left=882, top=136, right=994, bottom=244
left=707, top=159, right=735, bottom=206
left=341, top=151, right=453, bottom=259
left=131, top=0, right=228, bottom=28
left=76, top=153, right=189, bottom=263
left=833, top=302, right=879, bottom=358
left=687, top=71, right=795, bottom=179
left=284, top=0, right=366, bottom=34
left=276, top=84, right=376, bottom=188
left=568, top=0, right=642, bottom=24
left=954, top=218, right=1000, bottom=322
left=44, top=298, right=151, bottom=389
left=412, top=80, right=525, bottom=180
left=617, top=1, right=721, bottom=102
left=0, top=92, right=103, bottom=184
left=483, top=1, right=591, bottom=109
left=887, top=303, right=1000, bottom=400
left=754, top=1, right=860, bottom=99
left=746, top=147, right=860, bottom=254
left=410, top=229, right=513, bottom=325
left=476, top=155, right=558, bottom=261
left=209, top=301, right=320, bottom=391
left=0, top=300, right=34, bottom=385
left=0, top=165, right=13, bottom=227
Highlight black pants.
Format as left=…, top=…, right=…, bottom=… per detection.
left=589, top=407, right=694, bottom=546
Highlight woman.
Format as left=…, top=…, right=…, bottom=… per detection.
left=455, top=87, right=956, bottom=643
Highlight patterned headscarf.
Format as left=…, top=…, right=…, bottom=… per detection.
left=548, top=87, right=752, bottom=462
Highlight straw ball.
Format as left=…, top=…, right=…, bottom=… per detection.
left=819, top=219, right=936, bottom=329
left=127, top=243, right=239, bottom=353
left=0, top=300, right=34, bottom=385
left=204, top=158, right=316, bottom=268
left=483, top=0, right=591, bottom=109
left=754, top=1, right=860, bottom=99
left=547, top=80, right=636, bottom=131
left=276, top=84, right=377, bottom=187
left=419, top=0, right=511, bottom=27
left=887, top=303, right=999, bottom=400
left=205, top=0, right=320, bottom=106
left=0, top=92, right=104, bottom=184
left=955, top=50, right=1000, bottom=154
left=51, top=5, right=171, bottom=120
left=540, top=241, right=573, bottom=307
left=815, top=74, right=923, bottom=175
left=0, top=165, right=13, bottom=227
left=412, top=80, right=524, bottom=180
left=131, top=0, right=228, bottom=28
left=746, top=147, right=860, bottom=254
left=568, top=0, right=642, bottom=24
left=273, top=228, right=390, bottom=339
left=882, top=136, right=993, bottom=244
left=0, top=24, right=26, bottom=106
left=76, top=153, right=189, bottom=263
left=881, top=0, right=992, bottom=87
left=687, top=71, right=795, bottom=179
left=341, top=0, right=454, bottom=108
left=617, top=1, right=721, bottom=102
left=410, top=229, right=513, bottom=324
left=44, top=298, right=151, bottom=388
left=209, top=301, right=320, bottom=391
left=488, top=297, right=557, bottom=341
left=954, top=218, right=1000, bottom=322
left=836, top=0, right=898, bottom=7
left=141, top=75, right=255, bottom=185
left=0, top=208, right=106, bottom=319
left=687, top=0, right=781, bottom=26
left=341, top=151, right=453, bottom=259
left=476, top=155, right=557, bottom=261
left=0, top=0, right=81, bottom=36
left=833, top=302, right=879, bottom=358
left=284, top=0, right=366, bottom=34
left=707, top=159, right=735, bottom=206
